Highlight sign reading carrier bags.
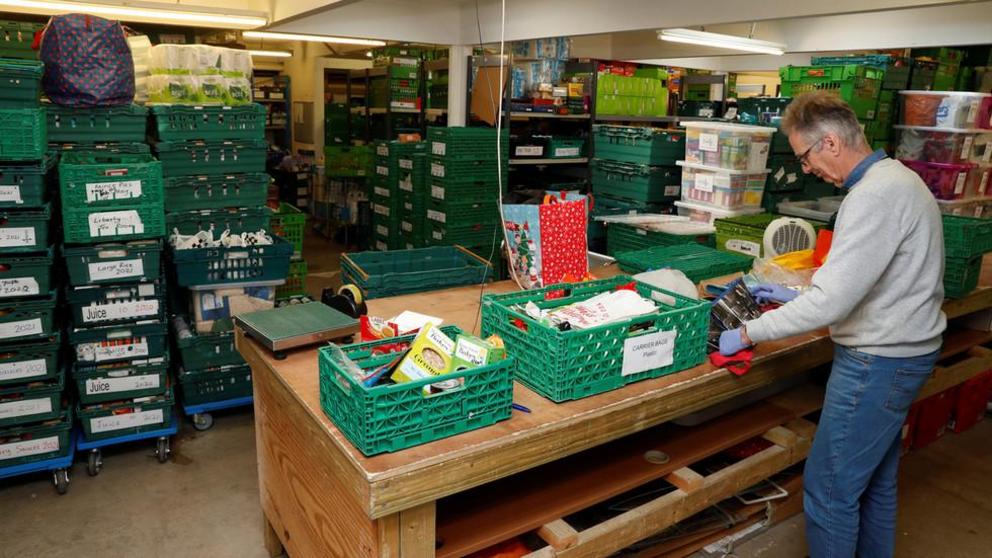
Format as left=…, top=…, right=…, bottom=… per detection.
left=622, top=330, right=676, bottom=376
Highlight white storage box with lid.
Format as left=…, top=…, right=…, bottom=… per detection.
left=898, top=91, right=992, bottom=129
left=777, top=196, right=845, bottom=222
left=682, top=121, right=774, bottom=172
left=674, top=199, right=764, bottom=226
left=677, top=161, right=769, bottom=210
left=894, top=126, right=992, bottom=165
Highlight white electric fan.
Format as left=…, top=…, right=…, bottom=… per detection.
left=762, top=217, right=817, bottom=257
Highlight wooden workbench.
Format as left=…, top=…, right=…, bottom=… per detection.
left=237, top=275, right=992, bottom=558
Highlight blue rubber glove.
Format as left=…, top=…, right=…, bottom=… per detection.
left=719, top=328, right=751, bottom=356
left=750, top=283, right=799, bottom=305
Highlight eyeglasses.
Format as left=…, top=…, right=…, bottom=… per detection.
left=797, top=137, right=825, bottom=167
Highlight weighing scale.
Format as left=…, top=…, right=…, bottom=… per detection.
left=234, top=302, right=360, bottom=359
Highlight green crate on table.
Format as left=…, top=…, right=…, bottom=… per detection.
left=779, top=65, right=882, bottom=120
left=59, top=151, right=163, bottom=207
left=0, top=107, right=45, bottom=161
left=63, top=202, right=165, bottom=244
left=325, top=145, right=373, bottom=177
left=0, top=291, right=55, bottom=344
left=0, top=247, right=53, bottom=299
left=0, top=412, right=72, bottom=470
left=171, top=236, right=293, bottom=287
left=178, top=363, right=253, bottom=406
left=174, top=319, right=244, bottom=370
left=0, top=59, right=42, bottom=107
left=318, top=325, right=514, bottom=455
left=70, top=320, right=169, bottom=365
left=427, top=126, right=509, bottom=160
left=276, top=259, right=308, bottom=300
left=340, top=245, right=493, bottom=299
left=63, top=239, right=162, bottom=286
left=47, top=105, right=148, bottom=144
left=166, top=206, right=271, bottom=235
left=0, top=332, right=61, bottom=387
left=151, top=104, right=266, bottom=141
left=606, top=222, right=712, bottom=256
left=0, top=373, right=63, bottom=427
left=153, top=139, right=267, bottom=177
left=0, top=204, right=49, bottom=254
left=72, top=356, right=169, bottom=405
left=77, top=390, right=174, bottom=442
left=164, top=173, right=269, bottom=212
left=270, top=202, right=306, bottom=258
left=614, top=243, right=753, bottom=281
left=592, top=125, right=685, bottom=165
left=427, top=221, right=500, bottom=247
left=942, top=215, right=992, bottom=259
left=66, top=280, right=165, bottom=327
left=714, top=213, right=776, bottom=258
left=481, top=275, right=710, bottom=402
left=944, top=255, right=982, bottom=299
left=591, top=159, right=680, bottom=203
left=0, top=155, right=54, bottom=209
left=427, top=199, right=499, bottom=226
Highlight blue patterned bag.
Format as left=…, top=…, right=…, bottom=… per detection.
left=40, top=14, right=134, bottom=107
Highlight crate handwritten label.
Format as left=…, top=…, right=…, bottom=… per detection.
left=89, top=408, right=164, bottom=434
left=399, top=159, right=413, bottom=170
left=622, top=330, right=676, bottom=376
left=694, top=173, right=715, bottom=193
left=698, top=133, right=719, bottom=153
left=77, top=339, right=149, bottom=363
left=401, top=221, right=413, bottom=232
left=961, top=135, right=974, bottom=160
left=375, top=225, right=389, bottom=237
left=0, top=318, right=42, bottom=340
left=399, top=178, right=413, bottom=192
left=966, top=101, right=979, bottom=127
left=554, top=147, right=581, bottom=158
left=0, top=435, right=59, bottom=461
left=636, top=229, right=647, bottom=236
left=431, top=141, right=446, bottom=156
left=0, top=185, right=22, bottom=204
left=375, top=240, right=388, bottom=251
left=664, top=185, right=680, bottom=197
left=89, top=258, right=144, bottom=282
left=374, top=204, right=390, bottom=217
left=427, top=209, right=445, bottom=223
left=984, top=143, right=992, bottom=164
left=431, top=185, right=445, bottom=200
left=980, top=172, right=989, bottom=195
left=403, top=202, right=413, bottom=212
left=955, top=172, right=967, bottom=195
left=0, top=358, right=48, bottom=382
left=376, top=145, right=389, bottom=156
left=431, top=163, right=445, bottom=178
left=432, top=231, right=443, bottom=241
left=85, top=180, right=142, bottom=203
left=376, top=165, right=389, bottom=177
left=0, top=277, right=39, bottom=297
left=82, top=299, right=160, bottom=323
left=726, top=239, right=761, bottom=257
left=0, top=397, right=52, bottom=420
left=85, top=373, right=160, bottom=396
left=374, top=186, right=390, bottom=198
left=515, top=146, right=543, bottom=157
left=0, top=227, right=36, bottom=248
left=88, top=210, right=145, bottom=237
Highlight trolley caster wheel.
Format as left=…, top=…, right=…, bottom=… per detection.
left=53, top=468, right=70, bottom=495
left=192, top=413, right=214, bottom=431
left=273, top=351, right=287, bottom=360
left=155, top=437, right=171, bottom=463
left=87, top=449, right=103, bottom=477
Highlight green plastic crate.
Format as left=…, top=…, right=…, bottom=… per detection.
left=589, top=196, right=664, bottom=242
left=71, top=320, right=169, bottom=365
left=151, top=104, right=266, bottom=141
left=374, top=139, right=427, bottom=160
left=66, top=281, right=165, bottom=327
left=63, top=202, right=166, bottom=244
left=0, top=107, right=45, bottom=161
left=47, top=105, right=148, bottom=144
left=426, top=199, right=499, bottom=226
left=63, top=239, right=162, bottom=286
left=153, top=139, right=267, bottom=177
left=429, top=157, right=507, bottom=184
left=163, top=173, right=269, bottom=212
left=426, top=221, right=500, bottom=247
left=72, top=356, right=169, bottom=405
left=944, top=255, right=982, bottom=299
left=59, top=151, right=164, bottom=207
left=340, top=245, right=493, bottom=300
left=481, top=275, right=710, bottom=402
left=325, top=145, right=373, bottom=177
left=270, top=202, right=305, bottom=258
left=166, top=206, right=271, bottom=235
left=779, top=65, right=882, bottom=120
left=0, top=332, right=61, bottom=387
left=0, top=59, right=42, bottom=107
left=545, top=137, right=587, bottom=159
left=592, top=125, right=685, bottom=165
left=78, top=389, right=174, bottom=442
left=0, top=372, right=62, bottom=427
left=0, top=155, right=54, bottom=208
left=591, top=160, right=680, bottom=203
left=174, top=319, right=244, bottom=370
left=318, top=326, right=514, bottom=455
left=0, top=21, right=43, bottom=60
left=606, top=222, right=712, bottom=256
left=0, top=411, right=71, bottom=469
left=0, top=204, right=49, bottom=254
left=714, top=213, right=776, bottom=258
left=276, top=259, right=308, bottom=300
left=178, top=364, right=252, bottom=407
left=0, top=247, right=53, bottom=300
left=765, top=156, right=805, bottom=192
left=943, top=215, right=992, bottom=259
left=0, top=291, right=55, bottom=344
left=614, top=243, right=754, bottom=281
left=171, top=236, right=293, bottom=287
left=427, top=126, right=509, bottom=160
left=54, top=142, right=150, bottom=155
left=428, top=180, right=503, bottom=203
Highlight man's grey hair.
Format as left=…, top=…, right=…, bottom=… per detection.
left=780, top=91, right=868, bottom=150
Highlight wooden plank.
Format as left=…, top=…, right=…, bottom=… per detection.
left=938, top=328, right=992, bottom=359
left=262, top=515, right=283, bottom=558
left=943, top=287, right=992, bottom=319
left=377, top=513, right=400, bottom=558
left=537, top=520, right=579, bottom=550
left=762, top=426, right=798, bottom=449
left=664, top=468, right=704, bottom=494
left=917, top=343, right=992, bottom=400
left=399, top=502, right=436, bottom=557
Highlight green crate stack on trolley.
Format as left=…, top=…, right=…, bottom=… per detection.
left=371, top=139, right=427, bottom=250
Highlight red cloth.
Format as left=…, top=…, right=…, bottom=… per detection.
left=709, top=349, right=754, bottom=376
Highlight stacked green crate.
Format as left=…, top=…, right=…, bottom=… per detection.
left=270, top=203, right=308, bottom=300
left=371, top=56, right=422, bottom=111
left=914, top=48, right=964, bottom=91
left=371, top=140, right=426, bottom=250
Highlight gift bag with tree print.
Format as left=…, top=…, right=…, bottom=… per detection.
left=502, top=195, right=588, bottom=290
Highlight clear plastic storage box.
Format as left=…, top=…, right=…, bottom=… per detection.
left=674, top=199, right=764, bottom=225
left=677, top=161, right=768, bottom=210
left=894, top=126, right=992, bottom=165
left=898, top=91, right=992, bottom=129
left=901, top=160, right=989, bottom=200
left=682, top=121, right=774, bottom=172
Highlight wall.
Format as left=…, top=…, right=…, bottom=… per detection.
left=734, top=72, right=780, bottom=97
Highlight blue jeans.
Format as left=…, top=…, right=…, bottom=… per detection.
left=804, top=344, right=939, bottom=558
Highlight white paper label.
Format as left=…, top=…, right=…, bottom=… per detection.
left=88, top=258, right=144, bottom=282
left=399, top=159, right=413, bottom=170
left=88, top=210, right=145, bottom=237
left=401, top=221, right=413, bottom=232
left=726, top=239, right=761, bottom=257
left=376, top=165, right=389, bottom=177
left=0, top=227, right=36, bottom=248
left=515, top=145, right=543, bottom=157
left=81, top=299, right=160, bottom=324
left=431, top=185, right=445, bottom=200
left=0, top=435, right=59, bottom=462
left=85, top=180, right=142, bottom=203
left=698, top=133, right=719, bottom=152
left=374, top=186, right=390, bottom=198
left=664, top=185, right=681, bottom=197
left=403, top=202, right=413, bottom=211
left=0, top=277, right=39, bottom=297
left=966, top=102, right=979, bottom=126
left=427, top=209, right=446, bottom=223
left=636, top=229, right=647, bottom=236
left=695, top=173, right=715, bottom=193
left=954, top=172, right=967, bottom=195
left=85, top=374, right=160, bottom=396
left=786, top=173, right=799, bottom=185
left=773, top=167, right=785, bottom=183
left=0, top=358, right=47, bottom=382
left=375, top=240, right=388, bottom=251
left=376, top=225, right=389, bottom=236
left=0, top=397, right=52, bottom=420
left=399, top=179, right=413, bottom=192
left=976, top=206, right=985, bottom=218
left=0, top=318, right=42, bottom=340
left=984, top=143, right=992, bottom=164
left=432, top=231, right=443, bottom=240
left=554, top=147, right=581, bottom=158
left=622, top=330, right=676, bottom=376
left=374, top=204, right=390, bottom=217
left=376, top=145, right=389, bottom=156
left=980, top=172, right=989, bottom=195
left=0, top=185, right=23, bottom=204
left=431, top=162, right=445, bottom=178
left=77, top=339, right=149, bottom=363
left=432, top=141, right=446, bottom=156
left=89, top=408, right=164, bottom=434
left=747, top=143, right=770, bottom=171
left=962, top=135, right=974, bottom=160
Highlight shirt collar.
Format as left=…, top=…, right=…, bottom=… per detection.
left=843, top=149, right=888, bottom=189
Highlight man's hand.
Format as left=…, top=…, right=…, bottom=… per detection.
left=719, top=328, right=752, bottom=356
left=750, top=284, right=799, bottom=305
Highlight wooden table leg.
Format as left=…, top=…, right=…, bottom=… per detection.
left=400, top=501, right=436, bottom=557
left=263, top=513, right=285, bottom=558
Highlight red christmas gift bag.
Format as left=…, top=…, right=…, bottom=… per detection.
left=502, top=196, right=588, bottom=289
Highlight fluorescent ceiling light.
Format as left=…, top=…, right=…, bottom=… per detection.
left=0, top=0, right=267, bottom=28
left=249, top=49, right=291, bottom=58
left=244, top=31, right=385, bottom=47
left=658, top=28, right=786, bottom=56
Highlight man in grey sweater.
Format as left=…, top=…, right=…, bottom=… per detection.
left=719, top=91, right=946, bottom=558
